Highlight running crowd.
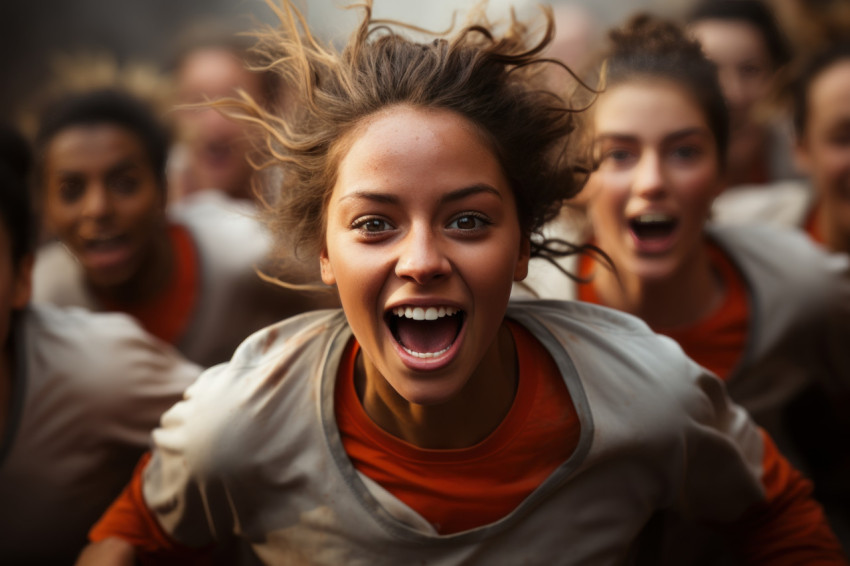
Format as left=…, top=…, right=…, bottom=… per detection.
left=1, top=0, right=849, bottom=564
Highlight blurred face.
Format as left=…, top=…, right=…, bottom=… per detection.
left=43, top=124, right=165, bottom=289
left=796, top=59, right=850, bottom=243
left=585, top=81, right=722, bottom=281
left=320, top=105, right=529, bottom=406
left=690, top=19, right=774, bottom=128
left=175, top=47, right=263, bottom=197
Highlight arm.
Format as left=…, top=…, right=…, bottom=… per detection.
left=76, top=538, right=136, bottom=566
left=82, top=452, right=216, bottom=565
left=680, top=370, right=848, bottom=564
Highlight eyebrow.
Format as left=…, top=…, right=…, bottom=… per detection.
left=338, top=183, right=503, bottom=205
left=595, top=127, right=710, bottom=145
left=55, top=158, right=142, bottom=178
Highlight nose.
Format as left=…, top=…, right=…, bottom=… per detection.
left=633, top=151, right=666, bottom=200
left=394, top=224, right=452, bottom=285
left=80, top=184, right=113, bottom=220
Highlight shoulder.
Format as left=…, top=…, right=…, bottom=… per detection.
left=507, top=299, right=697, bottom=381
left=711, top=180, right=814, bottom=228
left=31, top=241, right=88, bottom=306
left=151, top=309, right=348, bottom=474
left=709, top=223, right=849, bottom=297
left=24, top=303, right=201, bottom=392
left=169, top=192, right=270, bottom=267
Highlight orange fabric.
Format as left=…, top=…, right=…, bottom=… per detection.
left=335, top=320, right=580, bottom=534
left=89, top=452, right=213, bottom=565
left=732, top=429, right=847, bottom=565
left=578, top=243, right=749, bottom=380
left=100, top=223, right=199, bottom=345
left=805, top=203, right=826, bottom=246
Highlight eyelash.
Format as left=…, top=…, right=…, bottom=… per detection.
left=349, top=212, right=493, bottom=237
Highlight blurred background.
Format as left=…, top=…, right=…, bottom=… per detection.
left=0, top=0, right=697, bottom=127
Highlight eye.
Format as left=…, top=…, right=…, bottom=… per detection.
left=447, top=212, right=491, bottom=232
left=109, top=174, right=140, bottom=195
left=670, top=145, right=702, bottom=161
left=600, top=148, right=636, bottom=167
left=58, top=178, right=85, bottom=204
left=351, top=216, right=394, bottom=235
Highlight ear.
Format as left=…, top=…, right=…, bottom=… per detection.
left=513, top=237, right=531, bottom=282
left=319, top=246, right=336, bottom=286
left=12, top=255, right=33, bottom=309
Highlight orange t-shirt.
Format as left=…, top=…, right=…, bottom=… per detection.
left=578, top=243, right=749, bottom=380
left=99, top=223, right=199, bottom=346
left=335, top=320, right=580, bottom=534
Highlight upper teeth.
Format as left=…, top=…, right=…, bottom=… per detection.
left=635, top=213, right=673, bottom=224
left=392, top=306, right=458, bottom=320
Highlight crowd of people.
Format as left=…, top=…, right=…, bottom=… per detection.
left=1, top=0, right=849, bottom=564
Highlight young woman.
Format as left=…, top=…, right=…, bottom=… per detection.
left=31, top=89, right=334, bottom=367
left=0, top=125, right=201, bottom=565
left=713, top=43, right=850, bottom=256
left=521, top=13, right=850, bottom=559
left=687, top=0, right=796, bottom=188
left=76, top=2, right=847, bottom=564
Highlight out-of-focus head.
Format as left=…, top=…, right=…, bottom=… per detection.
left=598, top=14, right=728, bottom=162
left=0, top=125, right=35, bottom=345
left=171, top=29, right=277, bottom=200
left=793, top=43, right=850, bottom=250
left=583, top=14, right=726, bottom=282
left=687, top=0, right=789, bottom=127
left=36, top=89, right=170, bottom=290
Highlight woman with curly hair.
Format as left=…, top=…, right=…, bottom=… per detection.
left=77, top=2, right=845, bottom=564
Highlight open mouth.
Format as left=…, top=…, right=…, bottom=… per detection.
left=628, top=213, right=678, bottom=241
left=386, top=306, right=465, bottom=359
left=82, top=234, right=130, bottom=252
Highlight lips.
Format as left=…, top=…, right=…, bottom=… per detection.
left=78, top=234, right=134, bottom=272
left=386, top=305, right=464, bottom=359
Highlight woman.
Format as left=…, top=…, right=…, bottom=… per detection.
left=77, top=2, right=846, bottom=564
left=713, top=42, right=850, bottom=257
left=687, top=0, right=797, bottom=188
left=522, top=13, right=850, bottom=558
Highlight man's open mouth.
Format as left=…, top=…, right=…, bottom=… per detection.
left=386, top=306, right=465, bottom=359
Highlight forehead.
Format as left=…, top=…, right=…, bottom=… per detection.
left=690, top=19, right=771, bottom=63
left=177, top=47, right=260, bottom=99
left=593, top=81, right=710, bottom=137
left=807, top=59, right=850, bottom=124
left=331, top=106, right=508, bottom=201
left=46, top=124, right=150, bottom=171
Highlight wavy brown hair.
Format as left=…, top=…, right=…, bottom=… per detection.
left=219, top=0, right=594, bottom=285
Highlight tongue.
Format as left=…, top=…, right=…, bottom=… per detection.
left=396, top=317, right=458, bottom=354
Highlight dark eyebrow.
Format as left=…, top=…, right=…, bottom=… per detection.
left=339, top=183, right=503, bottom=205
left=105, top=158, right=142, bottom=177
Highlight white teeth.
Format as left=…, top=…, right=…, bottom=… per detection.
left=392, top=306, right=458, bottom=319
left=635, top=213, right=674, bottom=224
left=402, top=344, right=452, bottom=358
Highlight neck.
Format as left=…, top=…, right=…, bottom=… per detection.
left=91, top=225, right=175, bottom=304
left=816, top=203, right=850, bottom=256
left=356, top=323, right=518, bottom=449
left=593, top=243, right=723, bottom=330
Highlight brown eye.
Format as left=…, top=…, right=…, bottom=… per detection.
left=448, top=213, right=490, bottom=231
left=58, top=178, right=85, bottom=204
